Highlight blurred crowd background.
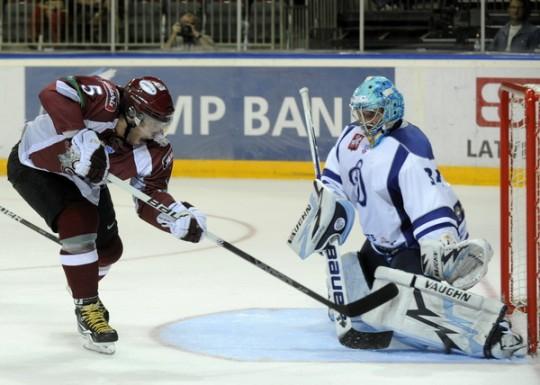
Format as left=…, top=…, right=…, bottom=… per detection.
left=0, top=0, right=539, bottom=53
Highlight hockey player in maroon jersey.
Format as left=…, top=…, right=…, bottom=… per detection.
left=7, top=75, right=206, bottom=354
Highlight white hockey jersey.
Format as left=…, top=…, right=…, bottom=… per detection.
left=321, top=121, right=468, bottom=250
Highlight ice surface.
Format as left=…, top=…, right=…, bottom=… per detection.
left=0, top=177, right=538, bottom=385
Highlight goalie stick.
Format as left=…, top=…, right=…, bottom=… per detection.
left=106, top=173, right=397, bottom=318
left=299, top=86, right=395, bottom=349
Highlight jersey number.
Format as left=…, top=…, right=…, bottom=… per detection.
left=81, top=84, right=103, bottom=96
left=424, top=167, right=442, bottom=185
left=348, top=159, right=367, bottom=206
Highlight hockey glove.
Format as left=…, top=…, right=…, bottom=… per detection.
left=420, top=237, right=493, bottom=290
left=70, top=129, right=109, bottom=184
left=288, top=179, right=355, bottom=259
left=157, top=201, right=207, bottom=243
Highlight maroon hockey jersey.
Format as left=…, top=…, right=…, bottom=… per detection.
left=18, top=75, right=178, bottom=232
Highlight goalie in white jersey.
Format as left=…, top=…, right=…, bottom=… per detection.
left=289, top=76, right=526, bottom=358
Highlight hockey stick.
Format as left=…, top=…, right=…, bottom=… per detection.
left=106, top=173, right=397, bottom=318
left=299, top=87, right=395, bottom=349
left=0, top=204, right=61, bottom=245
left=299, top=87, right=322, bottom=179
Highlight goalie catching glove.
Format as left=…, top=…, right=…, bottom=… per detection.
left=288, top=180, right=355, bottom=259
left=157, top=201, right=207, bottom=243
left=69, top=129, right=109, bottom=184
left=420, top=235, right=493, bottom=290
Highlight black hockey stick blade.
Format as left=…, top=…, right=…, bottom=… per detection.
left=338, top=282, right=398, bottom=317
left=338, top=328, right=394, bottom=350
left=335, top=283, right=398, bottom=349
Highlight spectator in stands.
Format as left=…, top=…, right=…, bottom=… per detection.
left=67, top=0, right=114, bottom=43
left=31, top=0, right=66, bottom=44
left=164, top=12, right=214, bottom=51
left=490, top=0, right=540, bottom=52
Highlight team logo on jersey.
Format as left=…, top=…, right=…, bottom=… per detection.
left=348, top=159, right=367, bottom=207
left=348, top=133, right=364, bottom=150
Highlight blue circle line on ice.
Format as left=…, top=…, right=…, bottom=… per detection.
left=153, top=308, right=523, bottom=363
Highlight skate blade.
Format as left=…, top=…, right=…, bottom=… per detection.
left=81, top=336, right=116, bottom=355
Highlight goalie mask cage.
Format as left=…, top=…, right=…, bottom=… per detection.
left=500, top=81, right=540, bottom=355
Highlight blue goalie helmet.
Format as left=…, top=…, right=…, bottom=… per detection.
left=349, top=76, right=404, bottom=147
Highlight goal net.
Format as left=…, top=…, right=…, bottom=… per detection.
left=499, top=81, right=540, bottom=355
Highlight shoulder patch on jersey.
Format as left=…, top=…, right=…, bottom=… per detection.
left=389, top=123, right=434, bottom=160
left=337, top=124, right=361, bottom=161
left=348, top=132, right=365, bottom=150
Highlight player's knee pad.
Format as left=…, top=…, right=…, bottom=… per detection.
left=288, top=179, right=355, bottom=259
left=97, top=234, right=123, bottom=267
left=57, top=202, right=99, bottom=254
left=362, top=266, right=505, bottom=357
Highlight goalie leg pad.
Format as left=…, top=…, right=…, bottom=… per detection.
left=288, top=180, right=355, bottom=259
left=327, top=251, right=371, bottom=321
left=340, top=252, right=371, bottom=310
left=325, top=250, right=395, bottom=349
left=361, top=266, right=506, bottom=357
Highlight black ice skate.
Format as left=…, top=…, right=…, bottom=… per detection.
left=75, top=297, right=118, bottom=354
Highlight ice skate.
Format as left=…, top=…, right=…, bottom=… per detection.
left=75, top=297, right=118, bottom=355
left=488, top=320, right=527, bottom=359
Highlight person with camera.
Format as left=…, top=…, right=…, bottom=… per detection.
left=164, top=12, right=214, bottom=51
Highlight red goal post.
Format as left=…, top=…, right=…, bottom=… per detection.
left=499, top=81, right=540, bottom=355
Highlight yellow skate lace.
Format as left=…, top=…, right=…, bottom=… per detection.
left=80, top=303, right=114, bottom=333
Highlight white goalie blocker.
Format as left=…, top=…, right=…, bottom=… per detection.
left=288, top=180, right=355, bottom=259
left=362, top=266, right=526, bottom=358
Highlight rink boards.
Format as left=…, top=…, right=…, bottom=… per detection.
left=0, top=53, right=539, bottom=185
